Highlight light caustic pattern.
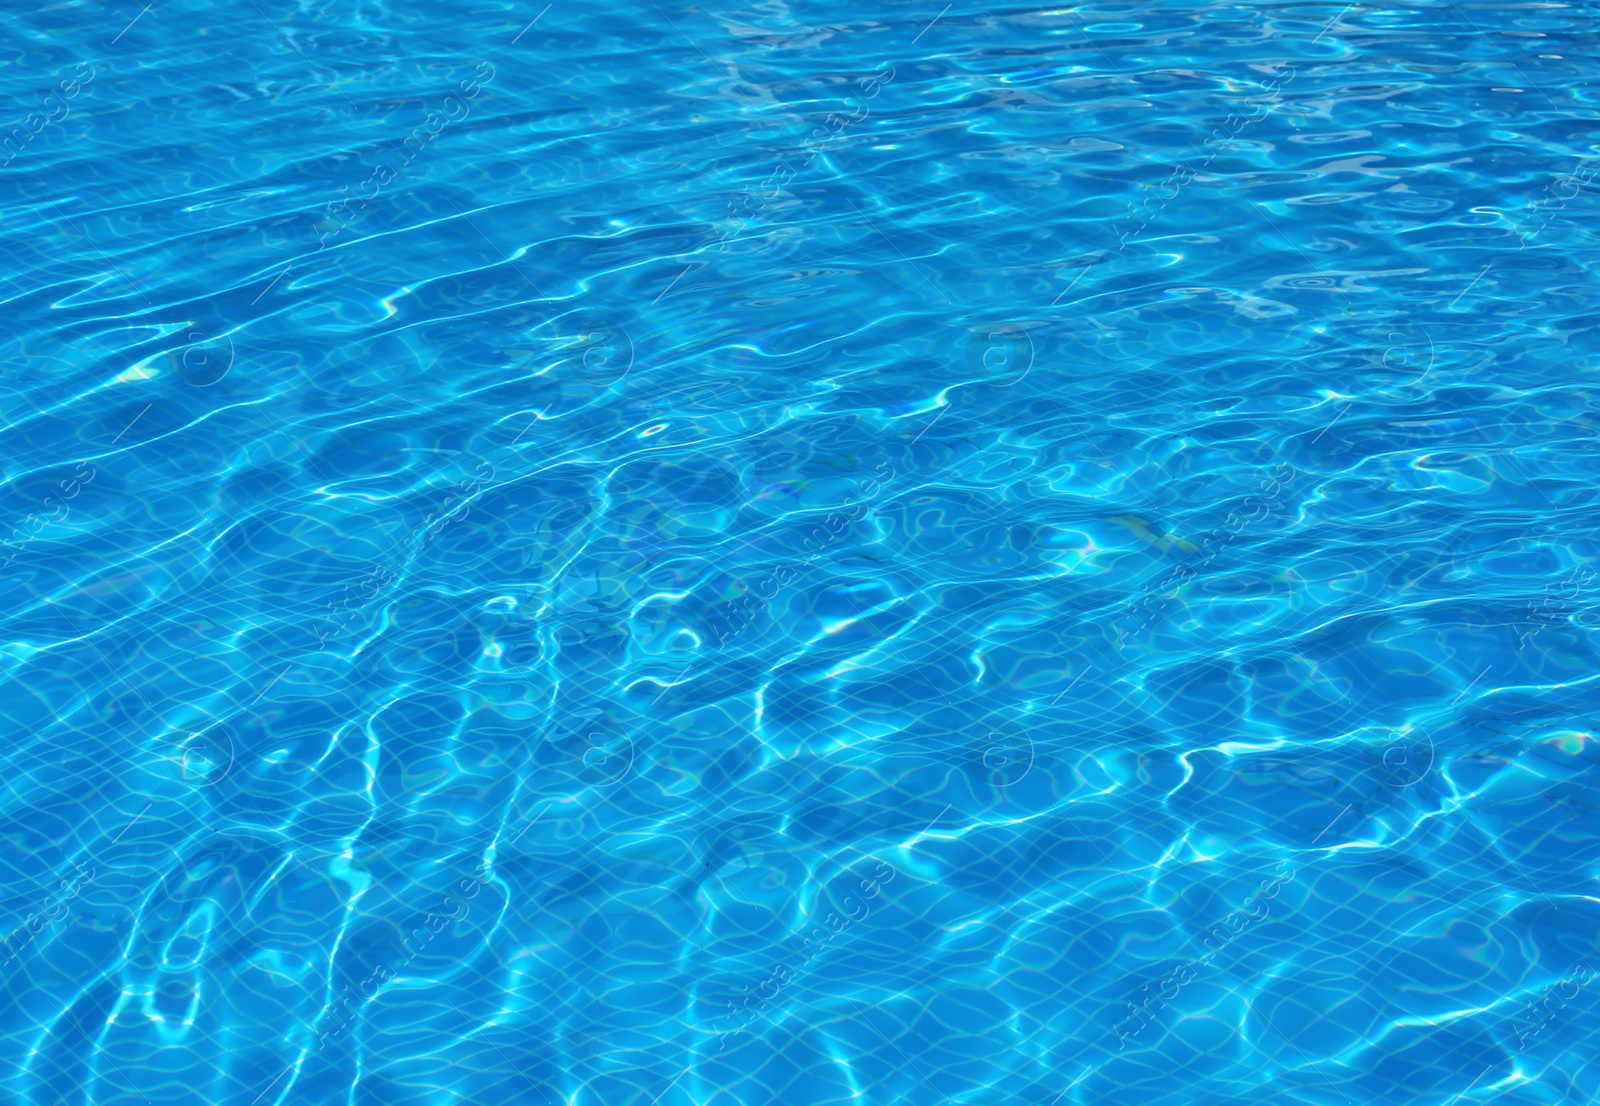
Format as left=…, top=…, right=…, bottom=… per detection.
left=1, top=2, right=1599, bottom=1105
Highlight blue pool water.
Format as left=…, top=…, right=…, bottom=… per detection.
left=3, top=1, right=1600, bottom=1103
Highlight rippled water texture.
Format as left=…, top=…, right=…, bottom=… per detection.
left=3, top=1, right=1600, bottom=1103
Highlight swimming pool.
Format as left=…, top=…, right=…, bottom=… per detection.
left=2, top=1, right=1599, bottom=1103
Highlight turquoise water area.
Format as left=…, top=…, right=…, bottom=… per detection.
left=3, top=1, right=1600, bottom=1103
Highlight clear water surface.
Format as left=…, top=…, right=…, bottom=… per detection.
left=2, top=1, right=1599, bottom=1104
